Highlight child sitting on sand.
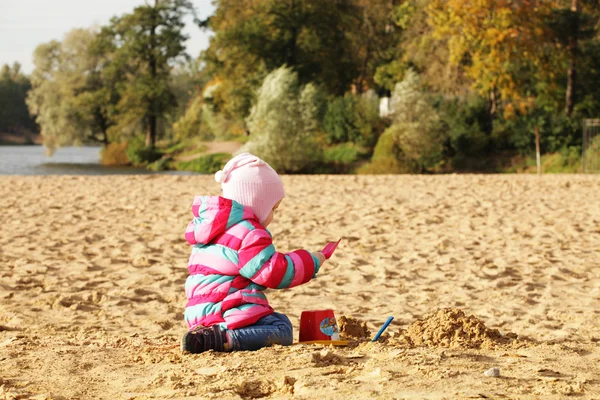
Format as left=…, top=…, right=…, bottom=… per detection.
left=181, top=153, right=326, bottom=353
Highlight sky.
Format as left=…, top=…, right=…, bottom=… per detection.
left=0, top=0, right=216, bottom=74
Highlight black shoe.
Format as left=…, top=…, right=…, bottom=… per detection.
left=181, top=325, right=227, bottom=354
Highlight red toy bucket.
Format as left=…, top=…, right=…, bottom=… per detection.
left=299, top=310, right=340, bottom=342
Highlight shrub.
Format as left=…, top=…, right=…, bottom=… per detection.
left=202, top=105, right=241, bottom=140
left=354, top=90, right=386, bottom=150
left=438, top=95, right=491, bottom=165
left=385, top=69, right=447, bottom=172
left=357, top=130, right=407, bottom=174
left=100, top=142, right=129, bottom=166
left=172, top=96, right=215, bottom=141
left=147, top=156, right=173, bottom=172
left=323, top=96, right=355, bottom=144
left=543, top=147, right=582, bottom=173
left=323, top=90, right=384, bottom=150
left=357, top=157, right=408, bottom=174
left=503, top=146, right=583, bottom=174
left=374, top=59, right=408, bottom=92
left=324, top=143, right=361, bottom=165
left=242, top=66, right=322, bottom=173
left=492, top=106, right=583, bottom=157
left=321, top=143, right=368, bottom=173
left=126, top=136, right=163, bottom=165
left=173, top=81, right=249, bottom=141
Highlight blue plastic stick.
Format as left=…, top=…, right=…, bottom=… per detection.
left=372, top=316, right=394, bottom=342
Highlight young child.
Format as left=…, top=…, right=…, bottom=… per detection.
left=181, top=153, right=326, bottom=353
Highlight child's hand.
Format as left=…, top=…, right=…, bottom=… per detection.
left=312, top=251, right=326, bottom=265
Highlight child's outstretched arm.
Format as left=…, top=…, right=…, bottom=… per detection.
left=238, top=228, right=322, bottom=289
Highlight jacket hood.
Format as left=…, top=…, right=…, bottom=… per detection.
left=185, top=196, right=258, bottom=246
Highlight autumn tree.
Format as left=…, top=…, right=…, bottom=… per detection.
left=426, top=0, right=559, bottom=123
left=565, top=0, right=579, bottom=116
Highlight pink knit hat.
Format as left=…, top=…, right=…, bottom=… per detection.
left=215, top=153, right=285, bottom=224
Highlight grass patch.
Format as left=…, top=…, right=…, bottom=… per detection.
left=147, top=156, right=174, bottom=172
left=356, top=157, right=408, bottom=174
left=162, top=141, right=188, bottom=155
left=231, top=134, right=251, bottom=144
left=320, top=143, right=370, bottom=173
left=176, top=153, right=231, bottom=174
left=174, top=144, right=209, bottom=159
left=503, top=147, right=582, bottom=173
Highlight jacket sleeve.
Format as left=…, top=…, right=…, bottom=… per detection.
left=237, top=228, right=321, bottom=289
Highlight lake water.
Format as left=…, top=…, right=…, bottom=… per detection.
left=0, top=146, right=196, bottom=176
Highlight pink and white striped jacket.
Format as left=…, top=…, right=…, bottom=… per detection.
left=184, top=196, right=321, bottom=330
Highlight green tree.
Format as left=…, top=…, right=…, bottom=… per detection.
left=201, top=0, right=363, bottom=120
left=548, top=0, right=599, bottom=116
left=27, top=29, right=118, bottom=153
left=323, top=90, right=383, bottom=149
left=104, top=0, right=192, bottom=148
left=168, top=60, right=205, bottom=134
left=242, top=66, right=322, bottom=173
left=354, top=1, right=413, bottom=94
left=0, top=63, right=37, bottom=134
left=324, top=95, right=357, bottom=144
left=172, top=93, right=216, bottom=140
left=173, top=77, right=245, bottom=140
left=376, top=0, right=471, bottom=96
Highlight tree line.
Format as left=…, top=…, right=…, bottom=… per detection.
left=0, top=63, right=37, bottom=137
left=1, top=0, right=599, bottom=172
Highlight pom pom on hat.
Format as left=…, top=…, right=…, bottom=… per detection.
left=215, top=170, right=226, bottom=183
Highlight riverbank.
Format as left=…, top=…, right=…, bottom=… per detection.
left=1, top=174, right=599, bottom=399
left=100, top=139, right=244, bottom=174
left=2, top=137, right=587, bottom=176
left=113, top=138, right=588, bottom=175
left=0, top=131, right=41, bottom=145
left=0, top=145, right=178, bottom=176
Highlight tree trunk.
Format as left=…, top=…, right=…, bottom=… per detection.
left=146, top=0, right=159, bottom=148
left=356, top=40, right=372, bottom=94
left=289, top=26, right=298, bottom=67
left=102, top=127, right=109, bottom=147
left=288, top=0, right=298, bottom=67
left=146, top=117, right=157, bottom=148
left=535, top=126, right=541, bottom=175
left=565, top=0, right=579, bottom=117
left=95, top=107, right=110, bottom=147
left=486, top=87, right=497, bottom=134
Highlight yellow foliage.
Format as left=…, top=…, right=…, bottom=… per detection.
left=503, top=103, right=515, bottom=120
left=426, top=0, right=559, bottom=114
left=101, top=142, right=129, bottom=166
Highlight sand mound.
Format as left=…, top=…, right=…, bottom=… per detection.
left=234, top=376, right=295, bottom=399
left=338, top=316, right=370, bottom=340
left=398, top=308, right=507, bottom=348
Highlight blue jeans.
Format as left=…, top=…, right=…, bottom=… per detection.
left=227, top=312, right=293, bottom=351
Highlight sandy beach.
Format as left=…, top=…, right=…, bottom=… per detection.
left=1, top=174, right=600, bottom=399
